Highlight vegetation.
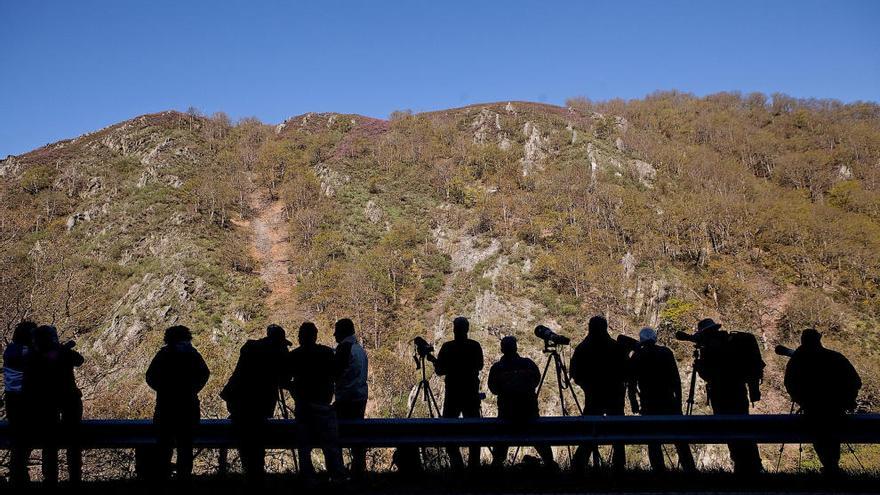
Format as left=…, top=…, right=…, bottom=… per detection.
left=1, top=92, right=878, bottom=472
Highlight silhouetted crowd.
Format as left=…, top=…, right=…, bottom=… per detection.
left=2, top=314, right=863, bottom=485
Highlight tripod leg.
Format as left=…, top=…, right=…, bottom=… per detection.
left=425, top=382, right=441, bottom=419
left=408, top=381, right=424, bottom=419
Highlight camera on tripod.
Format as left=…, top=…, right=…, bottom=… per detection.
left=775, top=344, right=795, bottom=358
left=413, top=336, right=434, bottom=357
left=534, top=325, right=570, bottom=347
left=674, top=330, right=702, bottom=345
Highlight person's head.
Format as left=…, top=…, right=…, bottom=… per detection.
left=453, top=316, right=469, bottom=340
left=33, top=325, right=58, bottom=351
left=695, top=318, right=721, bottom=337
left=266, top=324, right=292, bottom=348
left=334, top=318, right=355, bottom=343
left=12, top=320, right=37, bottom=345
left=500, top=336, right=517, bottom=356
left=298, top=322, right=318, bottom=346
left=801, top=328, right=822, bottom=349
left=639, top=327, right=657, bottom=345
left=588, top=315, right=608, bottom=337
left=164, top=325, right=192, bottom=346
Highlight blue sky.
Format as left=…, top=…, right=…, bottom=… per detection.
left=1, top=0, right=878, bottom=157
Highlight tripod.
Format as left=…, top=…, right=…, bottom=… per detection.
left=685, top=348, right=699, bottom=415
left=407, top=354, right=442, bottom=418
left=512, top=341, right=583, bottom=465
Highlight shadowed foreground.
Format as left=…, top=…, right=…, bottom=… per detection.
left=2, top=470, right=880, bottom=494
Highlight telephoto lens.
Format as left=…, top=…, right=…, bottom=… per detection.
left=413, top=336, right=434, bottom=357
left=534, top=325, right=571, bottom=346
left=674, top=331, right=699, bottom=343
left=774, top=344, right=795, bottom=357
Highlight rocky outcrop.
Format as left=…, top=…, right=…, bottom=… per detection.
left=364, top=199, right=383, bottom=224
left=521, top=122, right=547, bottom=176
left=314, top=162, right=350, bottom=197
left=92, top=272, right=208, bottom=355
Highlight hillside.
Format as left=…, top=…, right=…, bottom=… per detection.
left=1, top=93, right=879, bottom=472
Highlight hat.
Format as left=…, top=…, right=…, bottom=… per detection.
left=267, top=324, right=292, bottom=346
left=639, top=327, right=657, bottom=343
left=696, top=318, right=721, bottom=334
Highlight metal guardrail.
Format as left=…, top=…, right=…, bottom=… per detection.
left=1, top=414, right=879, bottom=449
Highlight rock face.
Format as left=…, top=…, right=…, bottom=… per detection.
left=92, top=272, right=207, bottom=355
left=314, top=162, right=350, bottom=197
left=521, top=121, right=547, bottom=176
left=364, top=199, right=383, bottom=224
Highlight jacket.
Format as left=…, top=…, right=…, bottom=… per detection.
left=146, top=342, right=210, bottom=425
left=334, top=335, right=368, bottom=403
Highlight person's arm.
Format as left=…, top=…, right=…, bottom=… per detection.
left=487, top=363, right=500, bottom=396
left=783, top=357, right=802, bottom=405
left=433, top=343, right=448, bottom=376
left=194, top=352, right=210, bottom=393
left=475, top=343, right=484, bottom=372
left=527, top=360, right=541, bottom=391
left=145, top=351, right=163, bottom=392
left=667, top=350, right=682, bottom=403
left=69, top=348, right=85, bottom=368
left=334, top=342, right=352, bottom=379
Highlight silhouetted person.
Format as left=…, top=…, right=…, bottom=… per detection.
left=570, top=315, right=627, bottom=472
left=784, top=328, right=861, bottom=476
left=4, top=321, right=36, bottom=485
left=145, top=325, right=210, bottom=481
left=221, top=324, right=290, bottom=482
left=22, top=325, right=84, bottom=486
left=627, top=327, right=696, bottom=473
left=287, top=322, right=346, bottom=482
left=333, top=318, right=369, bottom=476
left=488, top=336, right=557, bottom=470
left=694, top=318, right=764, bottom=475
left=427, top=316, right=483, bottom=471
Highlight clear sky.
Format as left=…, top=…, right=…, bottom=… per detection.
left=1, top=0, right=878, bottom=157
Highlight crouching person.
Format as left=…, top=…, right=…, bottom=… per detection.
left=146, top=325, right=210, bottom=481
left=488, top=336, right=557, bottom=470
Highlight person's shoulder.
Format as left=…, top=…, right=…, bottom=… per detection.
left=316, top=343, right=334, bottom=355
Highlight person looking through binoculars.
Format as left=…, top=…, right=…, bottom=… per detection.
left=426, top=316, right=484, bottom=471
left=783, top=328, right=861, bottom=477
left=570, top=316, right=628, bottom=472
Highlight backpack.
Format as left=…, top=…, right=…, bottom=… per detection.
left=729, top=331, right=765, bottom=401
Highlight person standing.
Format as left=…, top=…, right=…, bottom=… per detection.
left=627, top=327, right=696, bottom=473
left=145, top=325, right=210, bottom=481
left=4, top=321, right=36, bottom=485
left=23, top=325, right=84, bottom=486
left=694, top=318, right=764, bottom=475
left=570, top=315, right=628, bottom=472
left=488, top=336, right=557, bottom=470
left=333, top=318, right=369, bottom=477
left=784, top=328, right=861, bottom=476
left=287, top=322, right=347, bottom=482
left=427, top=316, right=484, bottom=471
left=220, top=324, right=291, bottom=482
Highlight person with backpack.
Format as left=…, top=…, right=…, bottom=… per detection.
left=487, top=336, right=557, bottom=470
left=4, top=321, right=36, bottom=485
left=570, top=315, right=628, bottom=472
left=220, top=324, right=290, bottom=483
left=627, top=327, right=696, bottom=473
left=145, top=325, right=210, bottom=481
left=694, top=318, right=764, bottom=475
left=784, top=328, right=861, bottom=476
left=22, top=325, right=85, bottom=486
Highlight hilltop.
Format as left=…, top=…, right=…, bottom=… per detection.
left=1, top=92, right=879, bottom=473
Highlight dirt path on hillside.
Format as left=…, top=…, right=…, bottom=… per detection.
left=232, top=190, right=297, bottom=315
